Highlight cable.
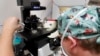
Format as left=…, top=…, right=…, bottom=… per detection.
left=60, top=8, right=87, bottom=56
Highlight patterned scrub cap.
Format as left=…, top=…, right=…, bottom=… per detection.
left=57, top=6, right=100, bottom=44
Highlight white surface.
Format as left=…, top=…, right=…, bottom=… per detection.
left=43, top=20, right=57, bottom=31
left=0, top=0, right=21, bottom=33
left=52, top=4, right=60, bottom=19
left=39, top=0, right=52, bottom=19
left=53, top=0, right=89, bottom=6
left=0, top=0, right=21, bottom=24
left=38, top=43, right=62, bottom=56
left=38, top=44, right=53, bottom=56
left=52, top=0, right=89, bottom=19
left=48, top=30, right=59, bottom=38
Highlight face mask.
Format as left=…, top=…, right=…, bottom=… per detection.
left=60, top=8, right=87, bottom=56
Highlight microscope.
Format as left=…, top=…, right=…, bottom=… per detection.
left=17, top=0, right=46, bottom=32
left=16, top=0, right=61, bottom=56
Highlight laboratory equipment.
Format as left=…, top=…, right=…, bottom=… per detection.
left=16, top=0, right=59, bottom=56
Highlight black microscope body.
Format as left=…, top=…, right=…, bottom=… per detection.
left=16, top=0, right=60, bottom=56
left=17, top=0, right=46, bottom=31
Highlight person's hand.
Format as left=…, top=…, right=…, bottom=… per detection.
left=2, top=17, right=21, bottom=33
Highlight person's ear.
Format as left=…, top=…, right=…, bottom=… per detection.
left=68, top=36, right=77, bottom=49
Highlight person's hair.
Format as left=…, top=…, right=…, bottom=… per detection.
left=59, top=33, right=100, bottom=54
left=88, top=0, right=100, bottom=5
left=77, top=37, right=100, bottom=54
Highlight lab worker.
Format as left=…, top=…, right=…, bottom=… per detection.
left=0, top=17, right=21, bottom=56
left=58, top=6, right=100, bottom=56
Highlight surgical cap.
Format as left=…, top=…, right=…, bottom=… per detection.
left=57, top=6, right=100, bottom=43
